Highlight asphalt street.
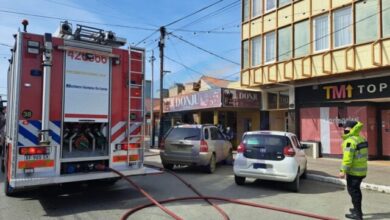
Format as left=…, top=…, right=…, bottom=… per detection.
left=1, top=155, right=389, bottom=220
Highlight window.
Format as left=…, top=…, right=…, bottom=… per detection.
left=210, top=127, right=222, bottom=140
left=294, top=20, right=310, bottom=57
left=382, top=0, right=390, bottom=37
left=242, top=40, right=249, bottom=69
left=166, top=128, right=201, bottom=140
left=251, top=36, right=262, bottom=66
left=356, top=0, right=378, bottom=43
left=266, top=0, right=276, bottom=12
left=333, top=6, right=352, bottom=48
left=278, top=0, right=291, bottom=7
left=278, top=26, right=292, bottom=61
left=252, top=0, right=262, bottom=17
left=204, top=128, right=209, bottom=140
left=265, top=31, right=276, bottom=63
left=243, top=0, right=250, bottom=21
left=313, top=14, right=329, bottom=52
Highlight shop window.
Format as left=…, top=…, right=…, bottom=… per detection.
left=268, top=92, right=278, bottom=109
left=278, top=26, right=292, bottom=61
left=265, top=31, right=276, bottom=63
left=338, top=106, right=347, bottom=127
left=252, top=0, right=262, bottom=18
left=242, top=40, right=249, bottom=69
left=251, top=35, right=262, bottom=66
left=313, top=14, right=329, bottom=52
left=265, top=0, right=276, bottom=12
left=382, top=0, right=390, bottom=37
left=243, top=0, right=250, bottom=22
left=294, top=20, right=310, bottom=57
left=333, top=6, right=352, bottom=48
left=356, top=0, right=378, bottom=43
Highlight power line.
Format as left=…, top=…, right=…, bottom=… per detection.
left=165, top=55, right=204, bottom=77
left=175, top=0, right=240, bottom=31
left=169, top=33, right=240, bottom=66
left=0, top=9, right=156, bottom=31
left=0, top=43, right=12, bottom=48
left=134, top=0, right=225, bottom=46
left=165, top=0, right=224, bottom=27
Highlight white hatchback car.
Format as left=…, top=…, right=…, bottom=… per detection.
left=233, top=131, right=309, bottom=192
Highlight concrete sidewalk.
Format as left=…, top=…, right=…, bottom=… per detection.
left=306, top=157, right=390, bottom=194
left=146, top=149, right=390, bottom=193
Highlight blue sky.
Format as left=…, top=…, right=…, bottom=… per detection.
left=0, top=0, right=241, bottom=98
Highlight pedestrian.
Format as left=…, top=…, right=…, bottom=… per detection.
left=338, top=120, right=368, bottom=220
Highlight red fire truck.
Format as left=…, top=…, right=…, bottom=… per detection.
left=1, top=21, right=151, bottom=196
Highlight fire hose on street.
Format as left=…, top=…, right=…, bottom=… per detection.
left=95, top=164, right=338, bottom=220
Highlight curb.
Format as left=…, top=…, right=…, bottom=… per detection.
left=307, top=174, right=390, bottom=194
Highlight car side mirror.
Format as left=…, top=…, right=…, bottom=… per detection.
left=300, top=144, right=311, bottom=149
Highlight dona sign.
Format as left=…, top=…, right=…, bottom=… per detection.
left=163, top=89, right=222, bottom=112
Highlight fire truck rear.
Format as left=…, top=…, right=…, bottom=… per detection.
left=2, top=21, right=150, bottom=196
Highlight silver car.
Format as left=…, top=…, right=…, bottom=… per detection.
left=159, top=124, right=233, bottom=173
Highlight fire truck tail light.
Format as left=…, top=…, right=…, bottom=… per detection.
left=19, top=147, right=50, bottom=155
left=27, top=41, right=40, bottom=54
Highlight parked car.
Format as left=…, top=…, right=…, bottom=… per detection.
left=160, top=124, right=233, bottom=173
left=233, top=131, right=309, bottom=192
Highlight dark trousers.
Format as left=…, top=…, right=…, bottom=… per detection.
left=347, top=174, right=365, bottom=216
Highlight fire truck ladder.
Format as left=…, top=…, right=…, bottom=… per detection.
left=126, top=47, right=145, bottom=168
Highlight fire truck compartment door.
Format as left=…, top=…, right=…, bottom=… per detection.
left=64, top=50, right=110, bottom=122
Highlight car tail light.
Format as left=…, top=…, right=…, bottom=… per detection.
left=283, top=145, right=295, bottom=157
left=200, top=140, right=208, bottom=152
left=19, top=146, right=49, bottom=155
left=237, top=143, right=246, bottom=153
left=121, top=143, right=140, bottom=150
left=159, top=138, right=165, bottom=150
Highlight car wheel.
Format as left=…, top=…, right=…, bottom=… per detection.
left=224, top=150, right=233, bottom=165
left=301, top=163, right=307, bottom=179
left=289, top=171, right=300, bottom=193
left=205, top=154, right=216, bottom=174
left=162, top=163, right=174, bottom=170
left=234, top=175, right=246, bottom=185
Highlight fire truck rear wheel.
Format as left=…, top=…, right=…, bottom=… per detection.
left=4, top=152, right=16, bottom=196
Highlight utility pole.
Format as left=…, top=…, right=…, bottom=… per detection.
left=149, top=50, right=156, bottom=148
left=158, top=26, right=166, bottom=147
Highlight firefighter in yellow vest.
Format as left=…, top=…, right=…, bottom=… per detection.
left=338, top=120, right=368, bottom=220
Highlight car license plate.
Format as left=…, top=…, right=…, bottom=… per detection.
left=253, top=163, right=266, bottom=169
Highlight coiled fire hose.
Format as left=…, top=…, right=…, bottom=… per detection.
left=95, top=164, right=337, bottom=220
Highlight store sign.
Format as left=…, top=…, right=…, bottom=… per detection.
left=222, top=89, right=261, bottom=108
left=296, top=76, right=390, bottom=104
left=163, top=89, right=222, bottom=112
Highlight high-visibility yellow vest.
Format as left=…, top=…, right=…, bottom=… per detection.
left=340, top=122, right=368, bottom=177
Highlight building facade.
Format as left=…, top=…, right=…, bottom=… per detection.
left=241, top=0, right=390, bottom=159
left=162, top=76, right=262, bottom=147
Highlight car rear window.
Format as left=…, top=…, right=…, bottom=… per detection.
left=166, top=127, right=201, bottom=140
left=243, top=134, right=289, bottom=151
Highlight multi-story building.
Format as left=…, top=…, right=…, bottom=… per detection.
left=241, top=0, right=390, bottom=159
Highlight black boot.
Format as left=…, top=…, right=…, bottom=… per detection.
left=345, top=212, right=363, bottom=220
left=349, top=208, right=356, bottom=214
